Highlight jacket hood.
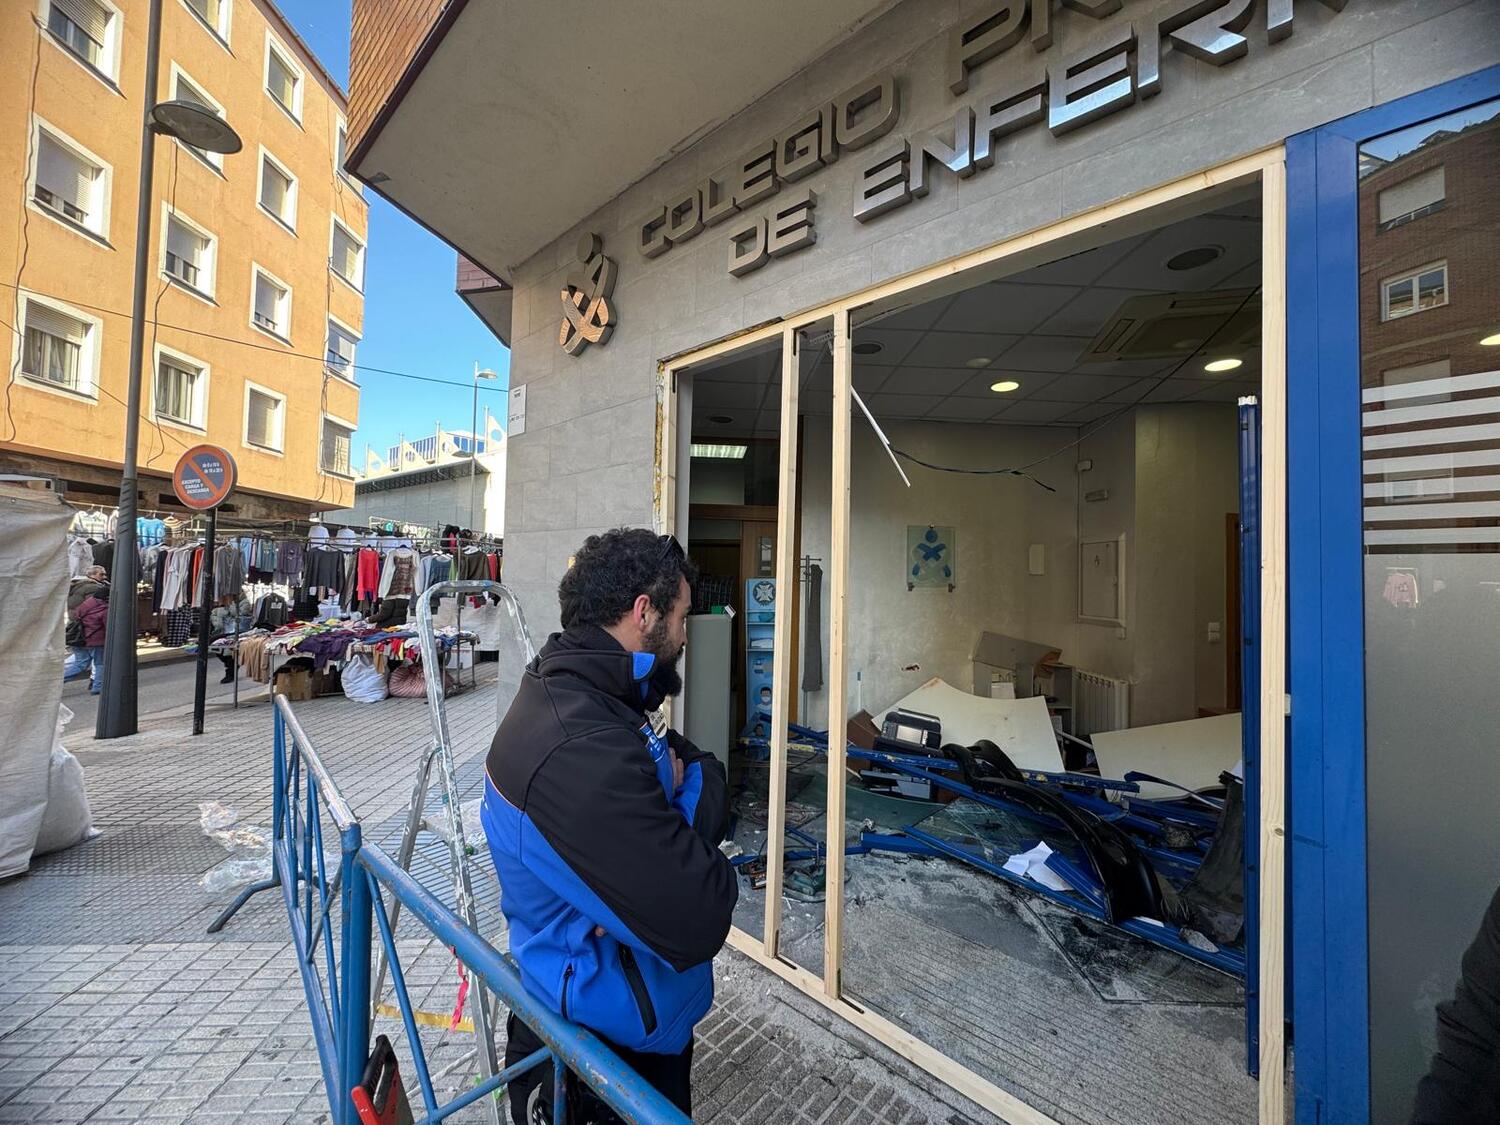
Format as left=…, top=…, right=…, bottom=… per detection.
left=535, top=625, right=664, bottom=713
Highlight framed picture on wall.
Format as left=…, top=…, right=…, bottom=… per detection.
left=1079, top=535, right=1125, bottom=626
left=907, top=525, right=956, bottom=591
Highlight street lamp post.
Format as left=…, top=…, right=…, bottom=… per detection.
left=97, top=0, right=242, bottom=739
left=468, top=364, right=497, bottom=531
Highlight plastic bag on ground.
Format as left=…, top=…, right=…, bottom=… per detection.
left=342, top=653, right=389, bottom=703
left=198, top=800, right=271, bottom=892
left=33, top=704, right=98, bottom=858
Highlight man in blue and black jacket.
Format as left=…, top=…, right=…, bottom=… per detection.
left=481, top=527, right=737, bottom=1123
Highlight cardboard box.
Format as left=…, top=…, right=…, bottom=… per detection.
left=273, top=667, right=313, bottom=701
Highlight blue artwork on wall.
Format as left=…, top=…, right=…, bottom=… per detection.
left=907, top=525, right=956, bottom=591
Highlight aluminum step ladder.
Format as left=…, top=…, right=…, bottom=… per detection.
left=370, top=579, right=535, bottom=1124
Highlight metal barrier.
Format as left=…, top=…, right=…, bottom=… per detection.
left=226, top=695, right=693, bottom=1125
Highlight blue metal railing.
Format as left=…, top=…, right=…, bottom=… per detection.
left=218, top=696, right=692, bottom=1125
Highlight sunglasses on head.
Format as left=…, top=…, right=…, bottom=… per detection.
left=657, top=534, right=685, bottom=564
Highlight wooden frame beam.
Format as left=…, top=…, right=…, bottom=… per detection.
left=823, top=308, right=852, bottom=996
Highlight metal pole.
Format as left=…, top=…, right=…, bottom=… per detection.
left=468, top=363, right=479, bottom=530
left=192, top=507, right=217, bottom=736
left=97, top=0, right=164, bottom=740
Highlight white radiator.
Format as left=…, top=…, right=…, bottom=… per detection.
left=1074, top=669, right=1130, bottom=739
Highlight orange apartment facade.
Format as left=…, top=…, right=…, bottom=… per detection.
left=0, top=0, right=369, bottom=519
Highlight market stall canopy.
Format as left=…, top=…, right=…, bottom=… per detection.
left=348, top=0, right=900, bottom=290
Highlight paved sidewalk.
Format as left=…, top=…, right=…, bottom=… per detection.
left=1, top=666, right=994, bottom=1124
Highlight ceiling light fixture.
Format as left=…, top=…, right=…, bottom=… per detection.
left=1166, top=245, right=1224, bottom=271
left=1481, top=332, right=1500, bottom=346
left=853, top=341, right=884, bottom=355
left=691, top=443, right=748, bottom=459
left=966, top=357, right=992, bottom=368
left=708, top=414, right=734, bottom=425
left=1204, top=358, right=1243, bottom=373
left=990, top=380, right=1021, bottom=393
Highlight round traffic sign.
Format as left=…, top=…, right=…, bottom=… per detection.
left=172, top=444, right=238, bottom=510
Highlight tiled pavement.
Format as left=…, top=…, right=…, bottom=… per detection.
left=1, top=667, right=993, bottom=1124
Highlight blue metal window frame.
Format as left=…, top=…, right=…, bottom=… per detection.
left=1286, top=64, right=1500, bottom=1125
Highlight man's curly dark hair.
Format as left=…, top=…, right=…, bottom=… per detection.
left=558, top=528, right=698, bottom=629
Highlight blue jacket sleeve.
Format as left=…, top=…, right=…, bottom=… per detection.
left=667, top=730, right=729, bottom=845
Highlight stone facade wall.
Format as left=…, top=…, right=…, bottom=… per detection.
left=500, top=0, right=1499, bottom=635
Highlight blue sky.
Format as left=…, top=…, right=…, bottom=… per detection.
left=275, top=0, right=510, bottom=468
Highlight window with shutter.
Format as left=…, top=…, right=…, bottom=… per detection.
left=331, top=225, right=363, bottom=288
left=267, top=49, right=297, bottom=115
left=165, top=216, right=206, bottom=290
left=326, top=321, right=357, bottom=377
left=1377, top=166, right=1446, bottom=229
left=49, top=0, right=110, bottom=71
left=246, top=389, right=280, bottom=449
left=34, top=133, right=99, bottom=230
left=21, top=303, right=88, bottom=392
left=253, top=272, right=287, bottom=336
left=321, top=420, right=352, bottom=475
left=260, top=158, right=293, bottom=226
left=185, top=0, right=225, bottom=38
left=156, top=359, right=202, bottom=425
left=173, top=74, right=223, bottom=167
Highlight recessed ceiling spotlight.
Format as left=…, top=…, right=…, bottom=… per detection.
left=966, top=356, right=992, bottom=368
left=990, top=380, right=1021, bottom=393
left=708, top=414, right=734, bottom=424
left=1204, top=358, right=1243, bottom=373
left=1482, top=332, right=1500, bottom=346
left=1166, top=245, right=1224, bottom=271
left=852, top=341, right=884, bottom=355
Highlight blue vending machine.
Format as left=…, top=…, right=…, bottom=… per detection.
left=743, top=577, right=776, bottom=739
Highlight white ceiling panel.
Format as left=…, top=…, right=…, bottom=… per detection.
left=1033, top=286, right=1156, bottom=337
left=873, top=369, right=979, bottom=397
left=851, top=328, right=924, bottom=366
left=993, top=335, right=1091, bottom=373
left=951, top=370, right=1060, bottom=398
left=993, top=400, right=1076, bottom=424
left=867, top=295, right=954, bottom=332
left=921, top=396, right=1007, bottom=421
left=1091, top=215, right=1262, bottom=292
left=863, top=392, right=951, bottom=419
left=1015, top=236, right=1142, bottom=286
left=901, top=331, right=1021, bottom=369
left=1034, top=373, right=1146, bottom=403
left=932, top=282, right=1081, bottom=335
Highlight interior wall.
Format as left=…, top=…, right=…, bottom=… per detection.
left=1131, top=404, right=1241, bottom=725
left=799, top=417, right=1082, bottom=722
left=688, top=458, right=745, bottom=506
left=1072, top=419, right=1137, bottom=684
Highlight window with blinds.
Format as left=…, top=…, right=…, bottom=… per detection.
left=246, top=389, right=282, bottom=450
left=1378, top=166, right=1445, bottom=229
left=185, top=0, right=226, bottom=40
left=48, top=0, right=111, bottom=73
left=266, top=46, right=298, bottom=116
left=259, top=156, right=295, bottom=227
left=173, top=74, right=223, bottom=167
left=156, top=358, right=202, bottom=426
left=321, top=419, right=353, bottom=475
left=1382, top=262, right=1449, bottom=321
left=21, top=302, right=89, bottom=393
left=252, top=271, right=287, bottom=337
left=164, top=215, right=209, bottom=291
left=331, top=224, right=364, bottom=288
left=326, top=321, right=357, bottom=377
left=34, top=131, right=100, bottom=232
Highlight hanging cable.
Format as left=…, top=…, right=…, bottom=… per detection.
left=3, top=30, right=42, bottom=444
left=885, top=285, right=1263, bottom=485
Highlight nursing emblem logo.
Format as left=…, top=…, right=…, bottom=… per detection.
left=558, top=232, right=617, bottom=356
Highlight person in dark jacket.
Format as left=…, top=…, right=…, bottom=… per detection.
left=1412, top=885, right=1500, bottom=1123
left=66, top=568, right=110, bottom=695
left=481, top=528, right=735, bottom=1124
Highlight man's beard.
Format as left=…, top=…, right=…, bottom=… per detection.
left=642, top=616, right=685, bottom=698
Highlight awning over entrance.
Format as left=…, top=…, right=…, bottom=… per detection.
left=348, top=0, right=900, bottom=296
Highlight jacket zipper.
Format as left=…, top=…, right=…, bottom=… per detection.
left=560, top=964, right=574, bottom=1020
left=617, top=947, right=658, bottom=1036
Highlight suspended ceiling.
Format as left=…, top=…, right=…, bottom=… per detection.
left=691, top=199, right=1264, bottom=438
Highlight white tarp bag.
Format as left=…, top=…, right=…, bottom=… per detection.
left=341, top=654, right=388, bottom=702
left=0, top=487, right=75, bottom=877
left=33, top=704, right=98, bottom=858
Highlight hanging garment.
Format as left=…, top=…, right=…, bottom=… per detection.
left=67, top=537, right=94, bottom=577
left=215, top=543, right=247, bottom=602
left=801, top=563, right=824, bottom=692
left=302, top=547, right=345, bottom=594
left=356, top=548, right=382, bottom=602
left=378, top=548, right=418, bottom=597
left=276, top=539, right=305, bottom=586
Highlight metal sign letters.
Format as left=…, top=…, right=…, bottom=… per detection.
left=635, top=0, right=1344, bottom=278
left=559, top=232, right=617, bottom=356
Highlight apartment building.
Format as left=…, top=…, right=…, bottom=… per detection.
left=1, top=0, right=369, bottom=519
